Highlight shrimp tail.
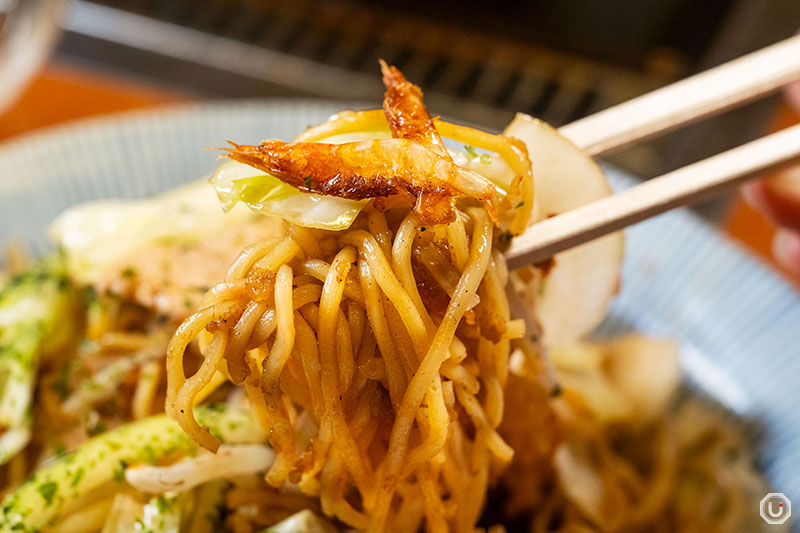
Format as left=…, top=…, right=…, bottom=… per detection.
left=380, top=60, right=449, bottom=156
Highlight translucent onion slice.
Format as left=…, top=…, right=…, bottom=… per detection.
left=554, top=444, right=615, bottom=528
left=125, top=444, right=274, bottom=494
left=265, top=509, right=338, bottom=533
left=101, top=493, right=144, bottom=533
left=605, top=335, right=680, bottom=419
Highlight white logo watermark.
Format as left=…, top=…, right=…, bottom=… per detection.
left=761, top=493, right=791, bottom=525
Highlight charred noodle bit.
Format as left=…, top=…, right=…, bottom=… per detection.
left=224, top=139, right=500, bottom=226
left=0, top=406, right=263, bottom=533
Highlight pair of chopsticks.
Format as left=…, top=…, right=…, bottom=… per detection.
left=506, top=35, right=800, bottom=269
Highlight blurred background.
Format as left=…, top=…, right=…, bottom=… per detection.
left=1, top=0, right=799, bottom=281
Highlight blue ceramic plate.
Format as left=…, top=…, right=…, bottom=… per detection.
left=1, top=100, right=799, bottom=526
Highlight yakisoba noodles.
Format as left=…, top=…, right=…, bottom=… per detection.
left=0, top=61, right=776, bottom=533
left=166, top=64, right=528, bottom=531
left=168, top=206, right=512, bottom=532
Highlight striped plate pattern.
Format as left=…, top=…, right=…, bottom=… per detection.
left=0, top=101, right=799, bottom=528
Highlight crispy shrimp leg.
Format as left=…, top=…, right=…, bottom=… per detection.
left=380, top=60, right=450, bottom=160
left=225, top=139, right=499, bottom=225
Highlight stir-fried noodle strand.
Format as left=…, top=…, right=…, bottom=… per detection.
left=167, top=201, right=518, bottom=531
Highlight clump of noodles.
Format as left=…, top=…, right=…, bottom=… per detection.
left=166, top=64, right=533, bottom=532
left=166, top=203, right=524, bottom=531
left=497, top=336, right=775, bottom=533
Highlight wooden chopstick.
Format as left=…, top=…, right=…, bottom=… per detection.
left=505, top=123, right=800, bottom=269
left=503, top=35, right=800, bottom=269
left=560, top=34, right=800, bottom=156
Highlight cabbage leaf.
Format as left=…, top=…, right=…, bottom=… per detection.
left=211, top=161, right=368, bottom=230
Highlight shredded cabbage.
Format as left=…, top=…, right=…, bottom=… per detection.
left=0, top=258, right=78, bottom=466
left=211, top=161, right=368, bottom=230
left=262, top=509, right=338, bottom=532
left=49, top=179, right=270, bottom=284
left=0, top=405, right=263, bottom=533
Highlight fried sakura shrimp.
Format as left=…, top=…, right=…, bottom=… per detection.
left=380, top=60, right=449, bottom=158
left=225, top=138, right=501, bottom=225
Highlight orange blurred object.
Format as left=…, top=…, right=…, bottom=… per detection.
left=0, top=62, right=183, bottom=142
left=725, top=99, right=800, bottom=288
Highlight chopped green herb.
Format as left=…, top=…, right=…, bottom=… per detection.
left=304, top=174, right=312, bottom=188
left=135, top=518, right=147, bottom=532
left=53, top=442, right=67, bottom=457
left=84, top=285, right=98, bottom=304
left=497, top=231, right=513, bottom=244
left=70, top=467, right=85, bottom=487
left=37, top=482, right=57, bottom=506
left=113, top=460, right=128, bottom=482
left=141, top=444, right=157, bottom=465
left=208, top=425, right=223, bottom=440
left=515, top=201, right=525, bottom=209
left=205, top=403, right=224, bottom=413
left=206, top=500, right=228, bottom=528
left=120, top=267, right=137, bottom=279
left=537, top=276, right=548, bottom=297
left=480, top=154, right=492, bottom=164
left=464, top=145, right=478, bottom=159
left=86, top=419, right=106, bottom=436
left=155, top=495, right=171, bottom=513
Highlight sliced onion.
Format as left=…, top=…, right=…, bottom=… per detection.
left=503, top=113, right=624, bottom=349
left=125, top=444, right=274, bottom=494
left=554, top=444, right=610, bottom=527
left=605, top=335, right=680, bottom=419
